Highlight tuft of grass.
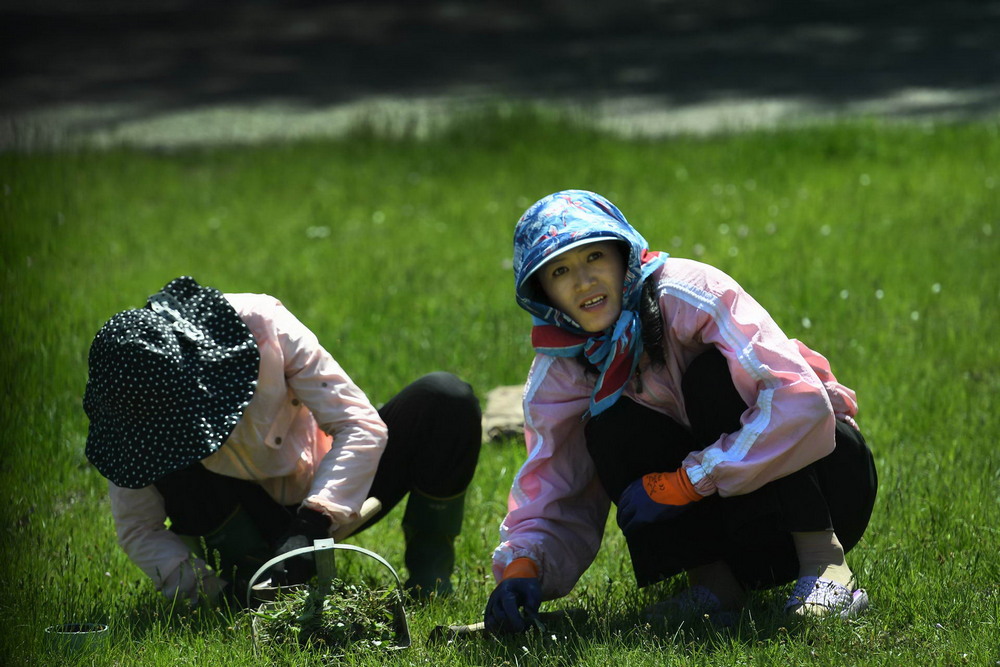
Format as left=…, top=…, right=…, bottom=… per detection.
left=1, top=109, right=998, bottom=665
left=250, top=580, right=398, bottom=656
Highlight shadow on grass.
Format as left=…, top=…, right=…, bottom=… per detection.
left=423, top=588, right=821, bottom=664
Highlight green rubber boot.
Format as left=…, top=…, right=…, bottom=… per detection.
left=402, top=489, right=466, bottom=599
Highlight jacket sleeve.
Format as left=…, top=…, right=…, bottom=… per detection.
left=659, top=261, right=841, bottom=498
left=108, top=482, right=224, bottom=603
left=796, top=340, right=859, bottom=428
left=491, top=355, right=611, bottom=601
left=266, top=300, right=389, bottom=528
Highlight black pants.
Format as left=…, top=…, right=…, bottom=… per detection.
left=585, top=350, right=878, bottom=589
left=155, top=371, right=482, bottom=561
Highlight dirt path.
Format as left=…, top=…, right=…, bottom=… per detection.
left=3, top=0, right=998, bottom=148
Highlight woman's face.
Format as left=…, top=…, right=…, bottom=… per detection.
left=537, top=241, right=626, bottom=333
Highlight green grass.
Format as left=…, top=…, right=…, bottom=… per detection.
left=2, top=110, right=999, bottom=665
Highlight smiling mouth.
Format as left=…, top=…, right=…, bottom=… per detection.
left=581, top=296, right=606, bottom=310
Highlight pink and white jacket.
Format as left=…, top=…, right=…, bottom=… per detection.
left=492, top=258, right=859, bottom=600
left=108, top=293, right=388, bottom=602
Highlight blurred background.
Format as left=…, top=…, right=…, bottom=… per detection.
left=3, top=0, right=999, bottom=147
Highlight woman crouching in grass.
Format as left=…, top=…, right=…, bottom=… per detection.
left=485, top=190, right=877, bottom=632
left=83, top=276, right=481, bottom=608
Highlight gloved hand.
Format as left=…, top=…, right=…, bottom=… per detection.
left=616, top=469, right=704, bottom=537
left=270, top=507, right=331, bottom=585
left=484, top=558, right=542, bottom=635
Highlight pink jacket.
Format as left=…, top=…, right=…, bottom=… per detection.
left=492, top=258, right=859, bottom=599
left=108, top=293, right=388, bottom=602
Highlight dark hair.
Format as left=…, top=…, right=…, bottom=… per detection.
left=640, top=276, right=666, bottom=366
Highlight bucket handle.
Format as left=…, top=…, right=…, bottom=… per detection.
left=245, top=497, right=395, bottom=608
left=246, top=540, right=405, bottom=607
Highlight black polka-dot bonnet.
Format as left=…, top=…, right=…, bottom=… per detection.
left=83, top=276, right=260, bottom=489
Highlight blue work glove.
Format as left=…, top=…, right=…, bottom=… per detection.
left=616, top=469, right=705, bottom=537
left=270, top=507, right=331, bottom=585
left=484, top=558, right=542, bottom=635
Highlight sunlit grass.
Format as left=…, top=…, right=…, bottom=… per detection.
left=1, top=110, right=998, bottom=665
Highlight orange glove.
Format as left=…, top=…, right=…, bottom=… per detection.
left=642, top=469, right=703, bottom=505
left=617, top=468, right=704, bottom=536
left=485, top=558, right=542, bottom=634
left=502, top=557, right=540, bottom=580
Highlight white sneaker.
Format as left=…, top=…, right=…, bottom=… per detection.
left=785, top=576, right=869, bottom=618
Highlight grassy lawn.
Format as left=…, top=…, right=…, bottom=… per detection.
left=1, top=111, right=998, bottom=665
